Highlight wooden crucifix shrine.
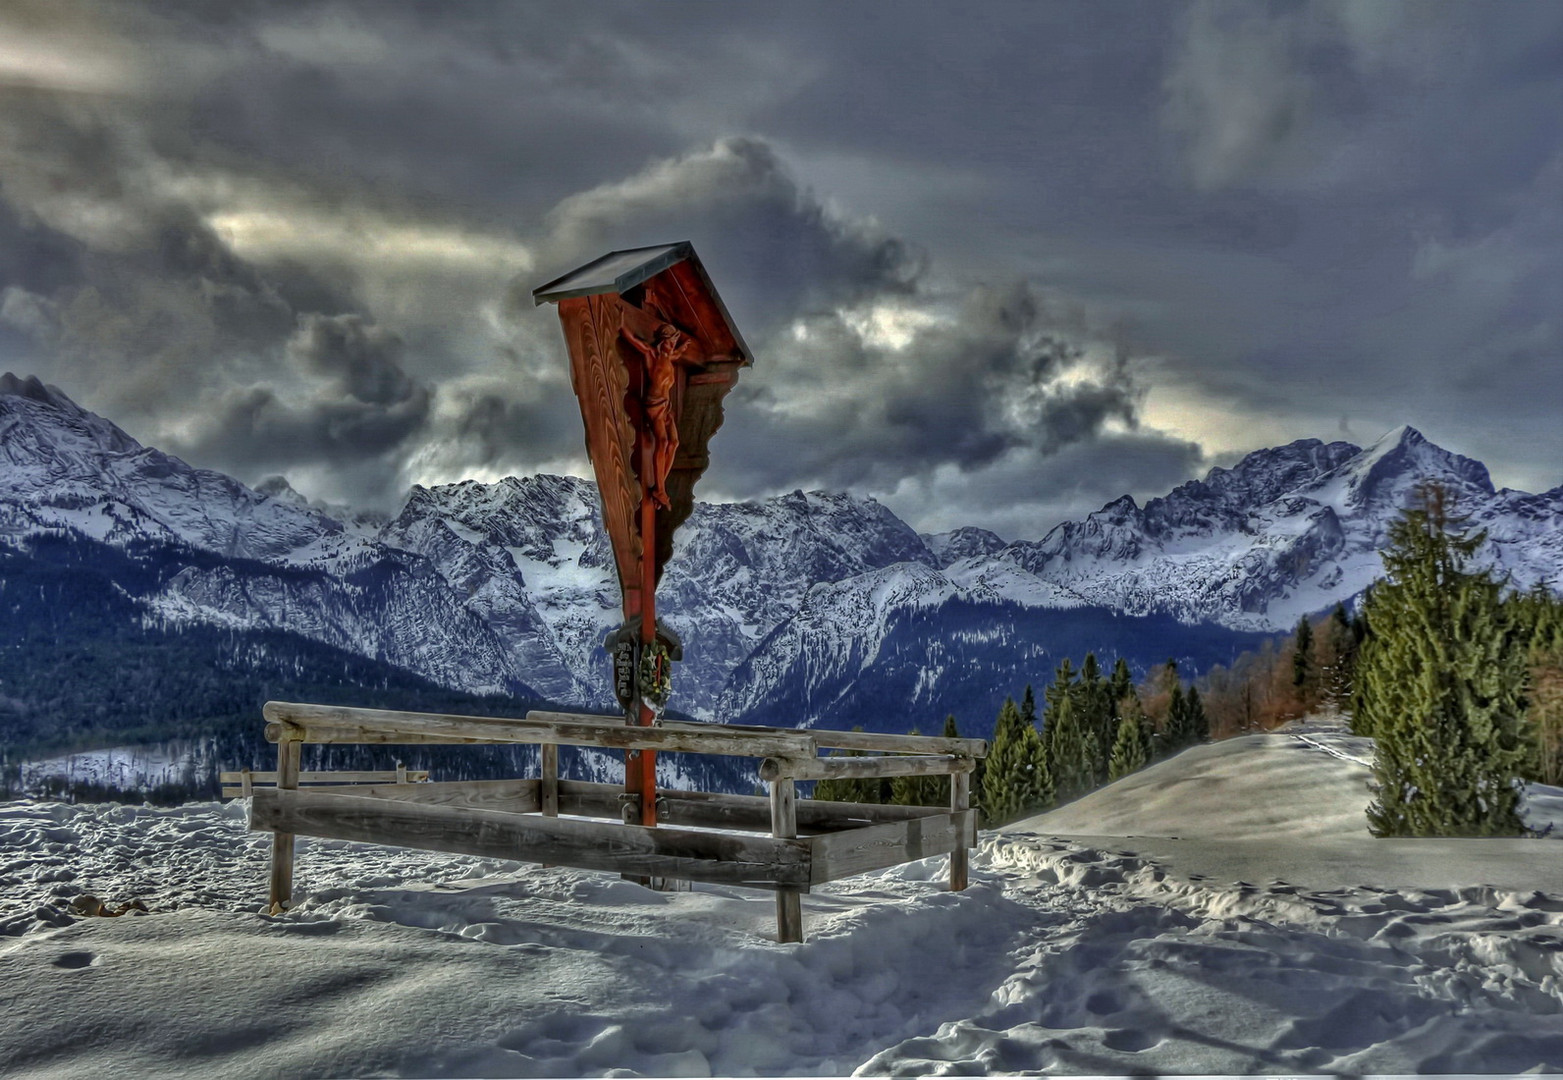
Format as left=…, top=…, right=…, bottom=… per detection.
left=533, top=243, right=753, bottom=830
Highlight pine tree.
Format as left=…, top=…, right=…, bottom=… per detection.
left=1322, top=601, right=1357, bottom=709
left=1109, top=657, right=1134, bottom=719
left=1185, top=685, right=1209, bottom=743
left=1048, top=693, right=1094, bottom=802
left=943, top=713, right=964, bottom=807
left=947, top=713, right=982, bottom=810
left=1513, top=586, right=1563, bottom=786
left=1042, top=658, right=1077, bottom=779
left=981, top=697, right=1053, bottom=826
left=1108, top=698, right=1148, bottom=780
left=891, top=727, right=941, bottom=806
left=814, top=728, right=883, bottom=803
left=1076, top=653, right=1112, bottom=785
left=1165, top=683, right=1188, bottom=752
left=1292, top=615, right=1314, bottom=702
left=1358, top=484, right=1529, bottom=837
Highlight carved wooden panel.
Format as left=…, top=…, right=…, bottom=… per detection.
left=555, top=262, right=746, bottom=610
left=558, top=294, right=642, bottom=606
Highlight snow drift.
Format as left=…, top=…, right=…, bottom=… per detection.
left=6, top=717, right=1563, bottom=1075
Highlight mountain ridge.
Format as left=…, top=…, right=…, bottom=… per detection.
left=4, top=373, right=1561, bottom=742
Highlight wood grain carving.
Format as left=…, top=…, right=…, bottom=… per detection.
left=554, top=258, right=747, bottom=602
left=558, top=294, right=643, bottom=605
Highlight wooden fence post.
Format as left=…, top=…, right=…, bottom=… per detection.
left=541, top=743, right=559, bottom=817
left=770, top=777, right=802, bottom=942
left=950, top=767, right=970, bottom=892
left=268, top=731, right=302, bottom=914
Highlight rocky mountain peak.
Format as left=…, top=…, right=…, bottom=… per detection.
left=0, top=372, right=144, bottom=461
left=1198, top=437, right=1362, bottom=506
left=922, top=526, right=1008, bottom=568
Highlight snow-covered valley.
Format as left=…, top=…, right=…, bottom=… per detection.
left=6, top=718, right=1563, bottom=1076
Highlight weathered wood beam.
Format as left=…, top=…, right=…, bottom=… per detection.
left=656, top=718, right=987, bottom=759
left=262, top=722, right=490, bottom=745
left=248, top=779, right=542, bottom=813
left=553, top=781, right=946, bottom=833
left=808, top=810, right=975, bottom=885
left=267, top=735, right=301, bottom=914
left=950, top=769, right=971, bottom=892
left=759, top=754, right=974, bottom=783
left=249, top=788, right=812, bottom=888
left=541, top=743, right=559, bottom=818
left=771, top=778, right=803, bottom=943
left=221, top=769, right=430, bottom=788
left=262, top=702, right=816, bottom=758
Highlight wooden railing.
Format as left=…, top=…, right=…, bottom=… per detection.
left=243, top=701, right=987, bottom=942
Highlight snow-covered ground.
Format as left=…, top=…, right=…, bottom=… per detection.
left=6, top=718, right=1563, bottom=1076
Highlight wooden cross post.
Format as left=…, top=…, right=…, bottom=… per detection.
left=532, top=242, right=754, bottom=873
left=628, top=436, right=659, bottom=828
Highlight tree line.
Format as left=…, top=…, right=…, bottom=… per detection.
left=813, top=652, right=1211, bottom=827
left=819, top=480, right=1563, bottom=838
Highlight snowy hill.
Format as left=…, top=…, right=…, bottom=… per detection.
left=4, top=373, right=1563, bottom=755
left=6, top=723, right=1563, bottom=1074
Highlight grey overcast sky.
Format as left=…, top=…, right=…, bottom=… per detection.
left=1, top=1, right=1559, bottom=537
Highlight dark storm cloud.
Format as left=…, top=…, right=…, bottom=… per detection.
left=171, top=313, right=433, bottom=503
left=881, top=430, right=1208, bottom=541
left=713, top=278, right=1142, bottom=500
left=286, top=314, right=418, bottom=408
left=528, top=136, right=928, bottom=340
left=1, top=0, right=1558, bottom=531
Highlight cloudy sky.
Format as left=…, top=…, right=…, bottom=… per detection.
left=1, top=1, right=1559, bottom=538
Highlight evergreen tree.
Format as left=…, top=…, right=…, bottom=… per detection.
left=1048, top=694, right=1094, bottom=802
left=814, top=727, right=884, bottom=804
left=1076, top=653, right=1112, bottom=784
left=891, top=727, right=942, bottom=807
left=947, top=713, right=982, bottom=810
left=1292, top=615, right=1314, bottom=697
left=982, top=697, right=1053, bottom=826
left=943, top=713, right=965, bottom=807
left=1165, top=683, right=1188, bottom=752
left=1322, top=601, right=1358, bottom=709
left=1350, top=593, right=1378, bottom=738
left=1358, top=484, right=1529, bottom=837
left=1108, top=699, right=1148, bottom=780
left=1508, top=585, right=1563, bottom=785
left=1109, top=657, right=1135, bottom=719
left=1042, top=658, right=1077, bottom=779
left=1185, top=685, right=1209, bottom=743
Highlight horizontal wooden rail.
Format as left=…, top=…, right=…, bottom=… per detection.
left=250, top=788, right=811, bottom=888
left=654, top=718, right=987, bottom=758
left=220, top=770, right=428, bottom=785
left=555, top=780, right=946, bottom=833
left=262, top=702, right=817, bottom=758
left=264, top=778, right=542, bottom=813
left=810, top=810, right=975, bottom=884
left=759, top=753, right=974, bottom=783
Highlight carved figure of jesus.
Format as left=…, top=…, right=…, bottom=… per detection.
left=623, top=320, right=701, bottom=509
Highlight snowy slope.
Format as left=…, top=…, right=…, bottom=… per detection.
left=6, top=723, right=1563, bottom=1075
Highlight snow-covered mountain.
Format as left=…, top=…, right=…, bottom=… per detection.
left=995, top=425, right=1563, bottom=631
left=4, top=372, right=1562, bottom=742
